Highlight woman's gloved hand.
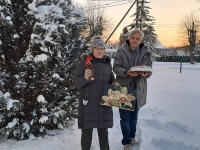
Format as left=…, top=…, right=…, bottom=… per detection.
left=112, top=81, right=120, bottom=86
left=84, top=69, right=93, bottom=81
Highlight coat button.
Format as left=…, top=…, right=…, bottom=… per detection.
left=100, top=77, right=102, bottom=79
left=101, top=110, right=103, bottom=111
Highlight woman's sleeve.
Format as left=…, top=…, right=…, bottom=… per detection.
left=73, top=60, right=88, bottom=89
left=109, top=63, right=116, bottom=84
left=110, top=72, right=116, bottom=84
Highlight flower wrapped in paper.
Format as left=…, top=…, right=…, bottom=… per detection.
left=101, top=84, right=136, bottom=111
left=85, top=55, right=95, bottom=80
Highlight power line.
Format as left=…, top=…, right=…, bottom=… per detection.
left=110, top=22, right=177, bottom=25
left=108, top=22, right=176, bottom=25
left=84, top=1, right=133, bottom=11
left=84, top=1, right=132, bottom=11
left=111, top=25, right=176, bottom=28
left=105, top=0, right=137, bottom=43
left=82, top=0, right=126, bottom=9
left=109, top=22, right=177, bottom=27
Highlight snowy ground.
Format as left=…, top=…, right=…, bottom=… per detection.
left=0, top=62, right=200, bottom=150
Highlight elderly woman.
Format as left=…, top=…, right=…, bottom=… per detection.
left=73, top=35, right=118, bottom=150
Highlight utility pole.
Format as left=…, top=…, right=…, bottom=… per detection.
left=135, top=0, right=139, bottom=28
left=188, top=22, right=196, bottom=64
left=105, top=0, right=137, bottom=43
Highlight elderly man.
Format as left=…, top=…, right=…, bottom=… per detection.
left=113, top=29, right=152, bottom=150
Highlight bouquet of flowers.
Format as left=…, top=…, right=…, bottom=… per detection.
left=85, top=56, right=95, bottom=81
left=100, top=84, right=136, bottom=111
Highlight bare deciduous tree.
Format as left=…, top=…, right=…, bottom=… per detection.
left=177, top=11, right=200, bottom=44
left=177, top=11, right=200, bottom=64
left=79, top=1, right=113, bottom=42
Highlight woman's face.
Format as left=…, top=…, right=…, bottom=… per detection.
left=92, top=46, right=105, bottom=58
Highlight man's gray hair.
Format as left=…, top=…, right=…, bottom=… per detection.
left=128, top=29, right=144, bottom=40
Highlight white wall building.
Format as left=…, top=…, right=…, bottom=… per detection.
left=153, top=39, right=173, bottom=56
left=175, top=43, right=200, bottom=56
left=105, top=48, right=117, bottom=58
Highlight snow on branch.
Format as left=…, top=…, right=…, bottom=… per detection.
left=3, top=92, right=19, bottom=110
left=37, top=95, right=47, bottom=103
left=72, top=8, right=85, bottom=17
left=39, top=115, right=48, bottom=124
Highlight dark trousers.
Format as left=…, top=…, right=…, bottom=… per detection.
left=81, top=128, right=109, bottom=150
left=119, top=107, right=139, bottom=145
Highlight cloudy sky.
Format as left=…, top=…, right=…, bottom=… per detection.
left=74, top=0, right=199, bottom=47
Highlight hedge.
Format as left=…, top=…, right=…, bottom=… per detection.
left=156, top=56, right=200, bottom=62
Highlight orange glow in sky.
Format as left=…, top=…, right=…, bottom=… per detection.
left=76, top=0, right=199, bottom=47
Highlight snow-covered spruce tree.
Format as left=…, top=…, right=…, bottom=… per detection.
left=119, top=27, right=129, bottom=46
left=0, top=0, right=31, bottom=138
left=0, top=0, right=87, bottom=140
left=124, top=0, right=156, bottom=52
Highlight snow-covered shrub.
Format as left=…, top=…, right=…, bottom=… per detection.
left=0, top=0, right=88, bottom=140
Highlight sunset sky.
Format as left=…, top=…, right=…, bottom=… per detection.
left=75, top=0, right=199, bottom=47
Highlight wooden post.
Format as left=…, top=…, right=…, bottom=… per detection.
left=180, top=56, right=182, bottom=73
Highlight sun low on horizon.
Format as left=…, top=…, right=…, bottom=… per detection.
left=75, top=0, right=199, bottom=48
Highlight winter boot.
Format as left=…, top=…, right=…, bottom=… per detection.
left=130, top=138, right=139, bottom=146
left=124, top=144, right=132, bottom=150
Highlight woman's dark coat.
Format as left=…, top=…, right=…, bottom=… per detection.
left=73, top=54, right=115, bottom=129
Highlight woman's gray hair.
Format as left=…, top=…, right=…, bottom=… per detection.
left=128, top=29, right=144, bottom=40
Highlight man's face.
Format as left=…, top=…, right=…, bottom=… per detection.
left=128, top=33, right=142, bottom=50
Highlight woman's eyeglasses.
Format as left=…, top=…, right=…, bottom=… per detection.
left=95, top=47, right=105, bottom=51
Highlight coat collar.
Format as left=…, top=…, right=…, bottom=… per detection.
left=80, top=53, right=111, bottom=63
